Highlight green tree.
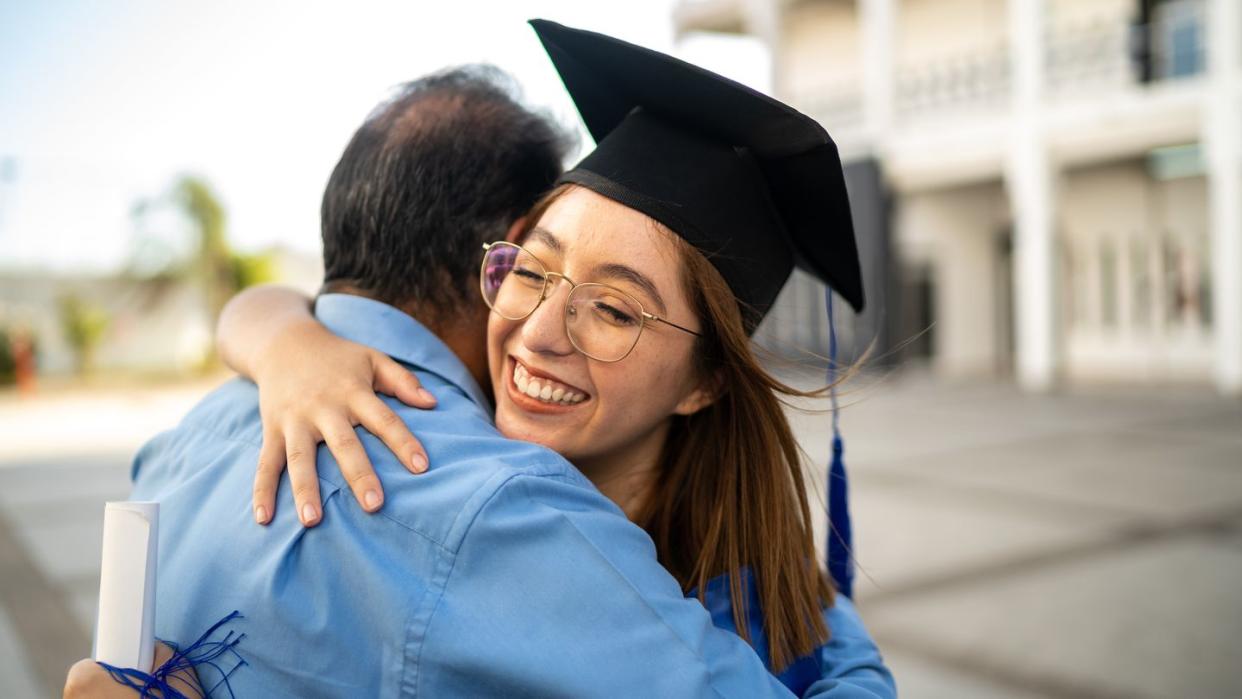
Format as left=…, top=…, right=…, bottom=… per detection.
left=58, top=295, right=110, bottom=375
left=230, top=251, right=277, bottom=291
left=129, top=175, right=277, bottom=369
left=172, top=176, right=233, bottom=324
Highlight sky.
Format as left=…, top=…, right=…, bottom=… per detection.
left=0, top=0, right=768, bottom=274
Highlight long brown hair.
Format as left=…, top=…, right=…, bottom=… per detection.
left=521, top=184, right=836, bottom=671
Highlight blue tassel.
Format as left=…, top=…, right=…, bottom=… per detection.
left=97, top=610, right=247, bottom=698
left=825, top=289, right=854, bottom=598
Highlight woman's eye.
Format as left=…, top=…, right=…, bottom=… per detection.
left=592, top=302, right=637, bottom=326
left=514, top=267, right=545, bottom=283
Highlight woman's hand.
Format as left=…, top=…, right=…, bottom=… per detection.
left=250, top=317, right=436, bottom=527
left=64, top=642, right=198, bottom=698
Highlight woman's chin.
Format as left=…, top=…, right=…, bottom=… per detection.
left=496, top=421, right=574, bottom=459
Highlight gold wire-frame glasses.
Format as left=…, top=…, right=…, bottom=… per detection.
left=479, top=241, right=701, bottom=362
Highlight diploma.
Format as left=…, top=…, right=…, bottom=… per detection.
left=93, top=501, right=159, bottom=672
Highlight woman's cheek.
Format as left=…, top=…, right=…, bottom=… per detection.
left=486, top=317, right=514, bottom=381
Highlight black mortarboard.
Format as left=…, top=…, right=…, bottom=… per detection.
left=529, top=19, right=865, bottom=329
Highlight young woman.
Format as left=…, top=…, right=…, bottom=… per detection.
left=207, top=22, right=895, bottom=696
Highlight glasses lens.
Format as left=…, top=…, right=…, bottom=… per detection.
left=482, top=244, right=546, bottom=319
left=566, top=284, right=644, bottom=361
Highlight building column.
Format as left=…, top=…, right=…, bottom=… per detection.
left=1007, top=0, right=1058, bottom=391
left=859, top=0, right=896, bottom=142
left=1205, top=0, right=1242, bottom=395
left=740, top=0, right=783, bottom=93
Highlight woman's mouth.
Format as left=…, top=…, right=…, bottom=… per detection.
left=508, top=357, right=589, bottom=410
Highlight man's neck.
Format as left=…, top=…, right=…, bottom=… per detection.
left=430, top=313, right=492, bottom=400
left=321, top=283, right=493, bottom=399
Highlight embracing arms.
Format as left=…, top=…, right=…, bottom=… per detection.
left=217, top=285, right=434, bottom=525
left=214, top=285, right=894, bottom=697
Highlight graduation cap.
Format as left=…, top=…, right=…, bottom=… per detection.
left=531, top=19, right=860, bottom=597
left=529, top=18, right=864, bottom=329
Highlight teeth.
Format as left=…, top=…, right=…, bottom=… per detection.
left=512, top=362, right=586, bottom=406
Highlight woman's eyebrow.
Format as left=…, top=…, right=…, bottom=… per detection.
left=528, top=226, right=563, bottom=253
left=529, top=226, right=667, bottom=312
left=593, top=263, right=667, bottom=314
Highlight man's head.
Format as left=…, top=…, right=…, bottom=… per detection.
left=321, top=65, right=572, bottom=328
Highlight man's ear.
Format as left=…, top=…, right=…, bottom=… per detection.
left=673, top=371, right=724, bottom=416
left=504, top=216, right=528, bottom=243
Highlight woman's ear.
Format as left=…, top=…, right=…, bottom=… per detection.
left=504, top=216, right=528, bottom=243
left=673, top=371, right=723, bottom=416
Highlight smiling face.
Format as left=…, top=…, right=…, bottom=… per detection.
left=486, top=186, right=713, bottom=479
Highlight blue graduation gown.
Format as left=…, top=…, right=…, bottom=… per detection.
left=696, top=569, right=894, bottom=697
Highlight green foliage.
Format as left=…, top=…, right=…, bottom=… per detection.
left=230, top=251, right=278, bottom=290
left=0, top=326, right=38, bottom=385
left=58, top=295, right=110, bottom=374
left=174, top=175, right=228, bottom=260
left=0, top=327, right=14, bottom=384
left=172, top=176, right=234, bottom=322
left=125, top=174, right=276, bottom=371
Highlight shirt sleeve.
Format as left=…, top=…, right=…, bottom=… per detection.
left=416, top=472, right=798, bottom=698
left=801, top=596, right=897, bottom=699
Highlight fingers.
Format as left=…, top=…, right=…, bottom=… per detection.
left=253, top=431, right=285, bottom=525
left=373, top=353, right=436, bottom=409
left=63, top=658, right=97, bottom=698
left=356, top=394, right=429, bottom=474
left=285, top=429, right=323, bottom=527
left=320, top=417, right=386, bottom=513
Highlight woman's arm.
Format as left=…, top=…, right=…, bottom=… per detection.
left=802, top=596, right=897, bottom=698
left=216, top=285, right=435, bottom=527
left=217, top=284, right=316, bottom=381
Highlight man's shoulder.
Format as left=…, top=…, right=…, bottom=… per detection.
left=130, top=377, right=261, bottom=482
left=175, top=375, right=264, bottom=444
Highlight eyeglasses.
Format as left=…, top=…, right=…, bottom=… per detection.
left=479, top=241, right=701, bottom=362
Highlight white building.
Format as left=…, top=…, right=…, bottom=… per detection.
left=676, top=0, right=1241, bottom=394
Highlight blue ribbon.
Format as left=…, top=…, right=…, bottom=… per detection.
left=97, top=610, right=247, bottom=698
left=825, top=289, right=854, bottom=598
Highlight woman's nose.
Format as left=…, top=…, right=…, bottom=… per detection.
left=520, top=279, right=575, bottom=356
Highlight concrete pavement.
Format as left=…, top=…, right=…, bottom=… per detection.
left=0, top=371, right=1238, bottom=697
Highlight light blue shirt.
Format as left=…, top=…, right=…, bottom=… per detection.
left=129, top=293, right=894, bottom=698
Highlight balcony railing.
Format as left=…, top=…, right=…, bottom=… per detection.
left=895, top=45, right=1011, bottom=120
left=1045, top=19, right=1135, bottom=93
left=1045, top=0, right=1205, bottom=96
left=779, top=0, right=1207, bottom=131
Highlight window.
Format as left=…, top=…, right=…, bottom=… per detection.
left=1151, top=0, right=1205, bottom=79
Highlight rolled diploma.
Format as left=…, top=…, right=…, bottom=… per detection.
left=93, top=501, right=159, bottom=672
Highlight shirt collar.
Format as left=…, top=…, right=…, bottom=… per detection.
left=313, top=293, right=492, bottom=412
